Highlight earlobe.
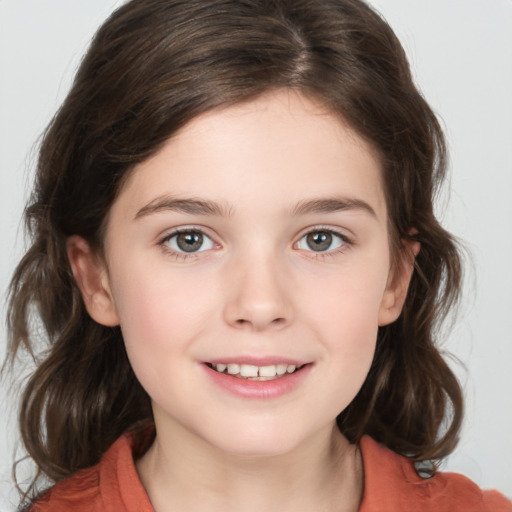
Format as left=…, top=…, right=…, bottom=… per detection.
left=67, top=235, right=120, bottom=327
left=378, top=240, right=420, bottom=326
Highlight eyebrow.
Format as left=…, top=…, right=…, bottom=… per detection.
left=290, top=197, right=377, bottom=218
left=134, top=195, right=376, bottom=220
left=134, top=196, right=232, bottom=220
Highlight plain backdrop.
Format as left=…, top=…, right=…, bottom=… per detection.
left=1, top=1, right=511, bottom=509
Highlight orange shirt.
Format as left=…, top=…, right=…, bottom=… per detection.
left=31, top=432, right=511, bottom=512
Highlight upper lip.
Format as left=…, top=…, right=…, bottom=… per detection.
left=203, top=356, right=310, bottom=366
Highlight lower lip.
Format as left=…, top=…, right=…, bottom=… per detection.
left=202, top=364, right=312, bottom=399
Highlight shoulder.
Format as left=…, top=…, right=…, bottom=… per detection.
left=358, top=436, right=511, bottom=512
left=30, top=466, right=102, bottom=512
left=30, top=431, right=154, bottom=512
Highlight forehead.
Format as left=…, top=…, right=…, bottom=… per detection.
left=112, top=90, right=386, bottom=221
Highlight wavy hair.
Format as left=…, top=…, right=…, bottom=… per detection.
left=5, top=0, right=463, bottom=500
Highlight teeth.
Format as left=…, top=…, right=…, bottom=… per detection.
left=227, top=364, right=240, bottom=375
left=240, top=364, right=258, bottom=377
left=276, top=364, right=287, bottom=375
left=211, top=362, right=303, bottom=379
left=259, top=365, right=277, bottom=377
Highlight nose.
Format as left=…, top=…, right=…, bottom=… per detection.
left=222, top=253, right=293, bottom=332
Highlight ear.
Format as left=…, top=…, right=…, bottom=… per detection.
left=378, top=239, right=420, bottom=326
left=67, top=235, right=120, bottom=326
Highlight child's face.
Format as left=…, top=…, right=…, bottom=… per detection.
left=71, top=90, right=413, bottom=456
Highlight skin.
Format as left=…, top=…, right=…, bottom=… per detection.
left=68, top=90, right=418, bottom=512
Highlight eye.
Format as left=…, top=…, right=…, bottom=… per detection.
left=163, top=230, right=215, bottom=253
left=296, top=230, right=347, bottom=252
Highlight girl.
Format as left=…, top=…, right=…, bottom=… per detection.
left=3, top=0, right=510, bottom=510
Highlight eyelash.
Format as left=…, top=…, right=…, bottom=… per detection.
left=158, top=226, right=353, bottom=261
left=158, top=227, right=216, bottom=261
left=295, top=226, right=353, bottom=260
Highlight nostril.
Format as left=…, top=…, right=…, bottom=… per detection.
left=235, top=317, right=285, bottom=326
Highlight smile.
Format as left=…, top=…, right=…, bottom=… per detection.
left=206, top=362, right=304, bottom=381
left=202, top=360, right=313, bottom=398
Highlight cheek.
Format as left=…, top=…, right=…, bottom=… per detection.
left=108, top=265, right=214, bottom=405
left=108, top=260, right=214, bottom=358
left=303, top=282, right=384, bottom=415
left=298, top=258, right=389, bottom=381
left=303, top=261, right=389, bottom=334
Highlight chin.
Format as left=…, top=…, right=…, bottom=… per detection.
left=198, top=418, right=321, bottom=459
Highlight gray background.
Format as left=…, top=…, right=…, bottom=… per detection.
left=1, top=1, right=511, bottom=509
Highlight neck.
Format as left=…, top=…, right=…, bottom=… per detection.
left=136, top=421, right=364, bottom=512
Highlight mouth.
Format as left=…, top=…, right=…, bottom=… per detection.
left=204, top=362, right=307, bottom=381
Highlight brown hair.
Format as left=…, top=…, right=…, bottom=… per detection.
left=5, top=0, right=463, bottom=501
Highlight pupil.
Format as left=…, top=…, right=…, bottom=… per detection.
left=307, top=232, right=332, bottom=252
left=177, top=232, right=203, bottom=252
